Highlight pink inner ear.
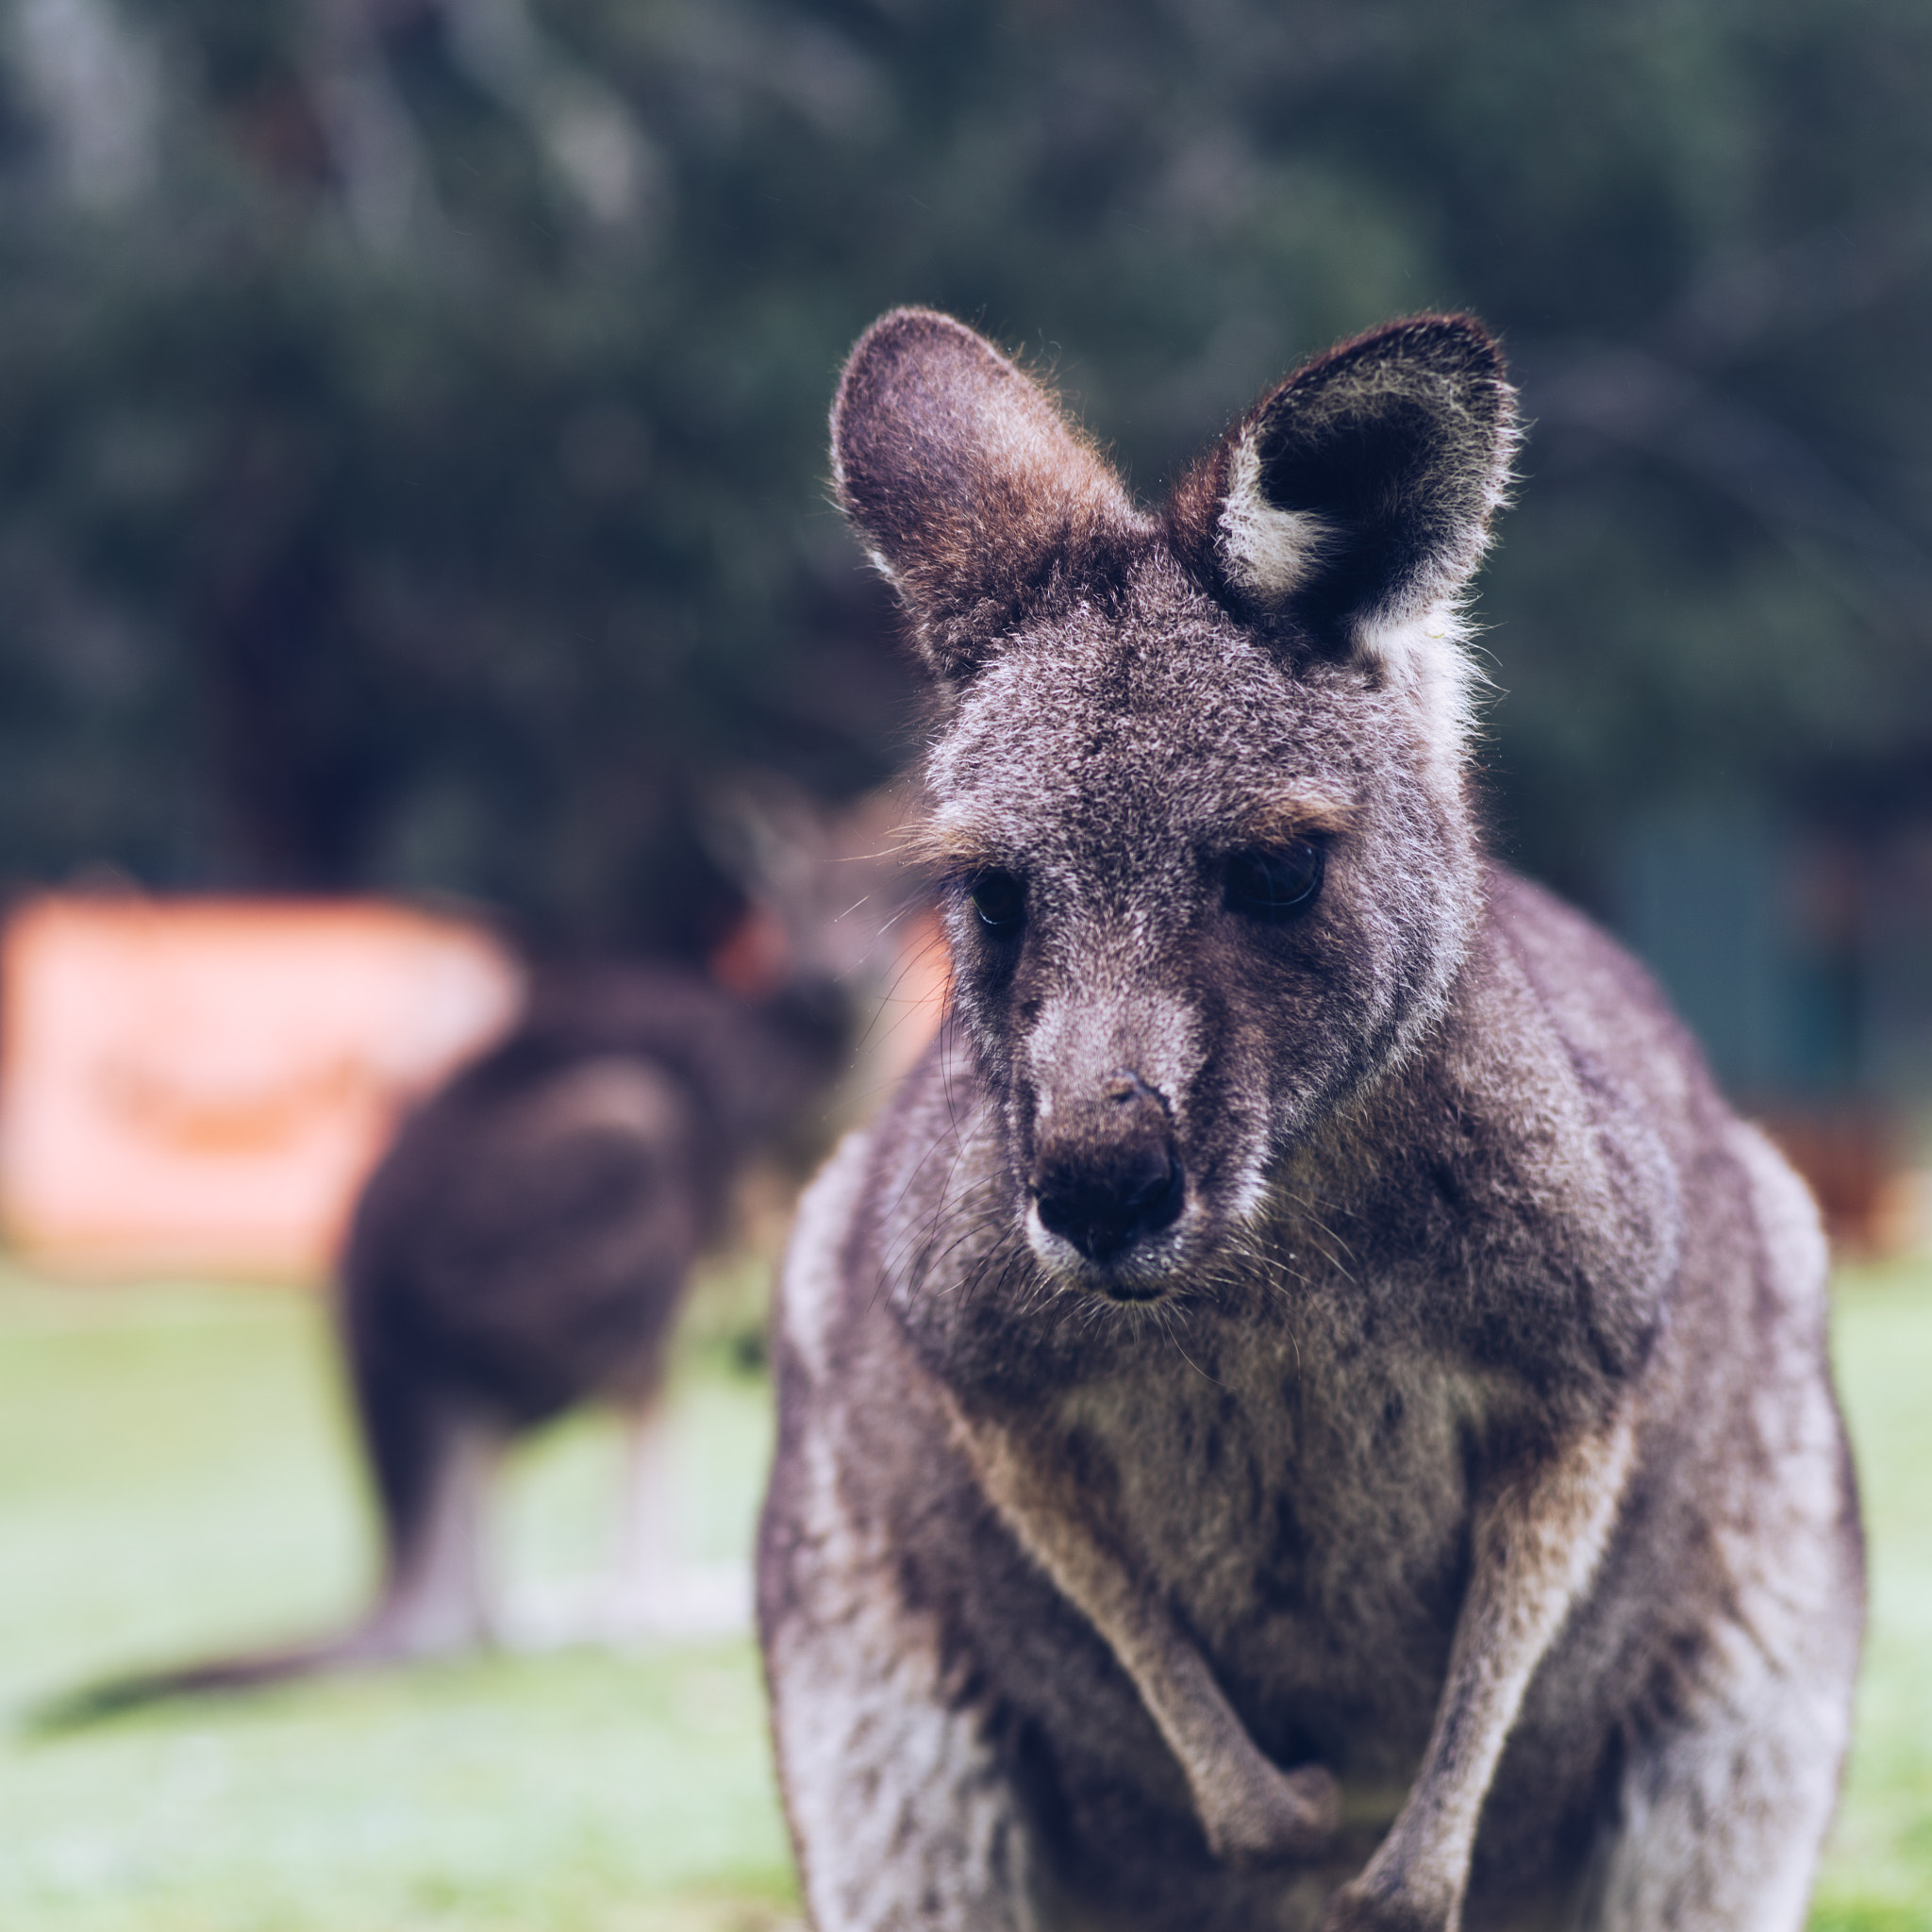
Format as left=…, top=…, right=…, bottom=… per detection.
left=834, top=308, right=1129, bottom=572
left=831, top=308, right=1144, bottom=680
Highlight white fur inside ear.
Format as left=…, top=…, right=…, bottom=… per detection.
left=1216, top=431, right=1334, bottom=597
left=1361, top=602, right=1483, bottom=791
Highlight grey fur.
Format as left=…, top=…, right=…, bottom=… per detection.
left=758, top=309, right=1864, bottom=1932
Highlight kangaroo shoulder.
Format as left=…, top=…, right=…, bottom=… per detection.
left=774, top=1125, right=880, bottom=1387
left=1479, top=865, right=1713, bottom=1127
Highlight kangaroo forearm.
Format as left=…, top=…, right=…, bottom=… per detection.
left=1328, top=1406, right=1638, bottom=1929
left=958, top=1407, right=1340, bottom=1862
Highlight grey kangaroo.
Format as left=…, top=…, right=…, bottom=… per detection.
left=41, top=793, right=925, bottom=1727
left=757, top=309, right=1864, bottom=1932
left=42, top=960, right=849, bottom=1724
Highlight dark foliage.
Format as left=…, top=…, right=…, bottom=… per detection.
left=0, top=0, right=1926, bottom=947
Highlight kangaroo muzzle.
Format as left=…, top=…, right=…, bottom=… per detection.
left=1029, top=1069, right=1184, bottom=1264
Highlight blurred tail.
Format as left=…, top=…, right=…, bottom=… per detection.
left=24, top=1620, right=418, bottom=1731
left=26, top=1422, right=502, bottom=1735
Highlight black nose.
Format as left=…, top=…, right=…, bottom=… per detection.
left=1031, top=1074, right=1185, bottom=1262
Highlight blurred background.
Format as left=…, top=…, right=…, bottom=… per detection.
left=1, top=3, right=1929, bottom=1929
left=1, top=0, right=1929, bottom=1227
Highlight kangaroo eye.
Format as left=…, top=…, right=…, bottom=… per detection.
left=1224, top=841, right=1324, bottom=922
left=967, top=870, right=1026, bottom=939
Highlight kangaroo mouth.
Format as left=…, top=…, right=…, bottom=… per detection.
left=1024, top=1195, right=1198, bottom=1303
left=1023, top=1095, right=1192, bottom=1299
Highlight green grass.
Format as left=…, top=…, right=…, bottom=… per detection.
left=0, top=1260, right=796, bottom=1932
left=1812, top=1256, right=1932, bottom=1932
left=3, top=1254, right=1929, bottom=1929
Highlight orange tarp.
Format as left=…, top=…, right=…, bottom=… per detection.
left=0, top=896, right=523, bottom=1280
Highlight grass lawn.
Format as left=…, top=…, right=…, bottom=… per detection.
left=3, top=1253, right=1928, bottom=1930
left=1812, top=1256, right=1932, bottom=1932
left=0, top=1259, right=796, bottom=1932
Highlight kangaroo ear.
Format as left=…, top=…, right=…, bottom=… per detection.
left=832, top=308, right=1139, bottom=680
left=1171, top=315, right=1516, bottom=664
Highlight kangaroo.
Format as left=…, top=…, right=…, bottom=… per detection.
left=757, top=310, right=1864, bottom=1932
left=35, top=958, right=850, bottom=1726
left=324, top=958, right=854, bottom=1664
left=39, top=785, right=942, bottom=1724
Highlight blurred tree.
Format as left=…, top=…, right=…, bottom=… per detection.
left=0, top=0, right=1926, bottom=949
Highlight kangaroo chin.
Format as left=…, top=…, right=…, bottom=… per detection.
left=1025, top=1212, right=1194, bottom=1304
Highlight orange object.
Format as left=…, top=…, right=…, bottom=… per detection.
left=871, top=906, right=951, bottom=1092
left=0, top=895, right=524, bottom=1280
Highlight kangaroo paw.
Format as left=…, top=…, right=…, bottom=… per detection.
left=1318, top=1874, right=1454, bottom=1932
left=1203, top=1759, right=1341, bottom=1867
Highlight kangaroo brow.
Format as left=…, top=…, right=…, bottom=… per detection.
left=1224, top=792, right=1357, bottom=846
left=900, top=794, right=1354, bottom=878
left=898, top=818, right=1013, bottom=878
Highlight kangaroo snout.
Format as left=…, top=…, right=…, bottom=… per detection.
left=1029, top=1069, right=1184, bottom=1267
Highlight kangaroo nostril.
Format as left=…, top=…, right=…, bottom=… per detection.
left=1032, top=1136, right=1185, bottom=1264
left=1122, top=1146, right=1182, bottom=1219
left=1103, top=1068, right=1164, bottom=1110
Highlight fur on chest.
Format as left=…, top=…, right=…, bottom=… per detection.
left=950, top=1300, right=1493, bottom=1654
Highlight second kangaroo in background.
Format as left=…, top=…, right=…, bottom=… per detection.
left=48, top=791, right=929, bottom=1721
left=758, top=310, right=1864, bottom=1931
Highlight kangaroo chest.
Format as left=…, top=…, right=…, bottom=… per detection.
left=964, top=1309, right=1487, bottom=1774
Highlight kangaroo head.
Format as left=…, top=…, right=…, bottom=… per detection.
left=834, top=309, right=1516, bottom=1301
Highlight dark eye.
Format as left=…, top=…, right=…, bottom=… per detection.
left=967, top=869, right=1026, bottom=939
left=1224, top=841, right=1324, bottom=923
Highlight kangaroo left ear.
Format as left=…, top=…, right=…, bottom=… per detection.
left=1169, top=315, right=1517, bottom=665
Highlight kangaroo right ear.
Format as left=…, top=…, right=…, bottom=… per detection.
left=832, top=308, right=1138, bottom=681
left=1169, top=315, right=1517, bottom=667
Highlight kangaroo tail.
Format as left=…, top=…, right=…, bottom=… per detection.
left=22, top=1615, right=450, bottom=1732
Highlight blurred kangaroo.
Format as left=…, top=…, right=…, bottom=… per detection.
left=323, top=954, right=851, bottom=1667
left=758, top=310, right=1864, bottom=1931
left=50, top=792, right=927, bottom=1718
